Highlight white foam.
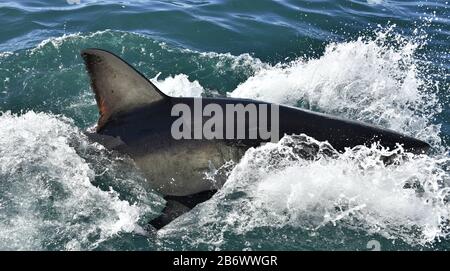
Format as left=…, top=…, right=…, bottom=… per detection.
left=230, top=27, right=441, bottom=147
left=248, top=138, right=450, bottom=244
left=0, top=111, right=151, bottom=250
left=160, top=27, right=449, bottom=247
left=162, top=135, right=450, bottom=247
left=0, top=51, right=13, bottom=58
left=30, top=30, right=112, bottom=54
left=152, top=73, right=204, bottom=97
left=198, top=51, right=266, bottom=73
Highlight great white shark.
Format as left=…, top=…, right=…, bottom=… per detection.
left=81, top=48, right=430, bottom=229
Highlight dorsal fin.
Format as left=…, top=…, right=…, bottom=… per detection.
left=81, top=48, right=169, bottom=131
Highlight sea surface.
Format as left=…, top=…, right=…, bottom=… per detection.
left=0, top=0, right=449, bottom=251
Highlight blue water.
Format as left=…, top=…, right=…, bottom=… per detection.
left=0, top=0, right=449, bottom=251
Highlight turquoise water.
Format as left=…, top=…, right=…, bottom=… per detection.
left=0, top=0, right=449, bottom=251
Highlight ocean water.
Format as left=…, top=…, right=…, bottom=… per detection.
left=0, top=0, right=449, bottom=251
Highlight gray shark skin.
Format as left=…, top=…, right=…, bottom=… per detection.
left=81, top=49, right=430, bottom=229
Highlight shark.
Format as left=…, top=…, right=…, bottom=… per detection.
left=81, top=48, right=430, bottom=229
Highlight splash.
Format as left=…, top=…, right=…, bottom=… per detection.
left=233, top=136, right=450, bottom=245
left=161, top=135, right=450, bottom=248
left=152, top=73, right=204, bottom=97
left=230, top=27, right=442, bottom=148
left=0, top=111, right=159, bottom=250
left=159, top=27, right=449, bottom=249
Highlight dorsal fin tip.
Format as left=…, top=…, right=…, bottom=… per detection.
left=81, top=48, right=169, bottom=131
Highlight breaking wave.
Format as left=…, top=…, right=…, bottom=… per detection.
left=0, top=111, right=162, bottom=250
left=160, top=135, right=450, bottom=249
left=230, top=26, right=442, bottom=148
left=158, top=27, right=450, bottom=250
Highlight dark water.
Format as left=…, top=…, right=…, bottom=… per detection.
left=0, top=0, right=449, bottom=250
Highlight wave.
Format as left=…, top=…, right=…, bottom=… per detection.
left=0, top=111, right=162, bottom=250
left=0, top=30, right=263, bottom=127
left=157, top=27, right=450, bottom=249
left=230, top=26, right=442, bottom=148
left=160, top=135, right=450, bottom=249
